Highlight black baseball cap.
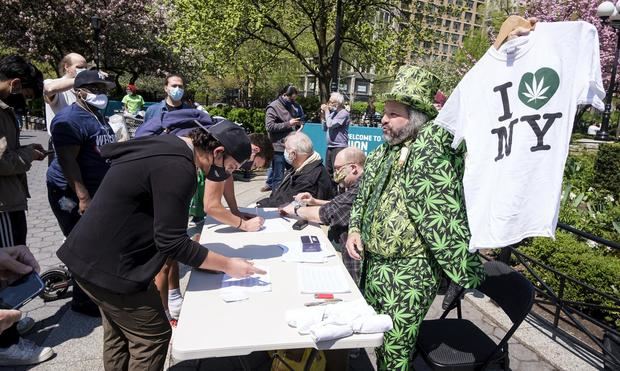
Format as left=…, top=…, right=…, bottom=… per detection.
left=207, top=120, right=251, bottom=163
left=74, top=70, right=115, bottom=89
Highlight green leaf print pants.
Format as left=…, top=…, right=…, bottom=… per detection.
left=363, top=252, right=442, bottom=370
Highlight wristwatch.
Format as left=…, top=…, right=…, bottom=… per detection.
left=292, top=200, right=302, bottom=216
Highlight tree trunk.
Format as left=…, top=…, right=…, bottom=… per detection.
left=129, top=72, right=139, bottom=84
left=318, top=77, right=331, bottom=102
left=112, top=72, right=122, bottom=96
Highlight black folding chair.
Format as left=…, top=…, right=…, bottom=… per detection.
left=414, top=261, right=534, bottom=370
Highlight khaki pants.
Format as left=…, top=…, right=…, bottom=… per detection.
left=76, top=279, right=172, bottom=371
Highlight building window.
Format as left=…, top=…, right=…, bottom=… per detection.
left=442, top=44, right=449, bottom=53
left=451, top=33, right=459, bottom=42
left=467, top=0, right=474, bottom=7
left=424, top=41, right=432, bottom=49
left=453, top=22, right=461, bottom=31
left=464, top=24, right=471, bottom=32
left=444, top=19, right=451, bottom=28
left=465, top=12, right=472, bottom=21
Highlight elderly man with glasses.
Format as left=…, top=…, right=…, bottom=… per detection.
left=280, top=146, right=366, bottom=284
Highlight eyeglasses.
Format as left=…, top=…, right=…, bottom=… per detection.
left=334, top=162, right=354, bottom=171
left=81, top=86, right=108, bottom=95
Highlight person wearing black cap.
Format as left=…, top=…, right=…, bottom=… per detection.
left=56, top=120, right=265, bottom=371
left=46, top=69, right=117, bottom=317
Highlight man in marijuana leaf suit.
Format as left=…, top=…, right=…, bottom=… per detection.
left=346, top=65, right=485, bottom=370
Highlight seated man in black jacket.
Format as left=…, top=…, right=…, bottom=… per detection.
left=257, top=132, right=333, bottom=207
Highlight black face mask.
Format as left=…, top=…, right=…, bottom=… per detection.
left=239, top=160, right=253, bottom=171
left=206, top=154, right=231, bottom=182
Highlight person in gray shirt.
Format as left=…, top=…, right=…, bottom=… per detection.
left=320, top=92, right=350, bottom=183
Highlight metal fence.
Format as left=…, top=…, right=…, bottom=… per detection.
left=498, top=223, right=620, bottom=370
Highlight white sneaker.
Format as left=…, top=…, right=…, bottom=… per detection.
left=0, top=338, right=55, bottom=366
left=168, top=294, right=183, bottom=320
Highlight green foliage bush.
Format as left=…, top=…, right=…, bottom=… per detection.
left=520, top=232, right=620, bottom=327
left=516, top=147, right=620, bottom=328
left=205, top=107, right=266, bottom=133
left=563, top=152, right=597, bottom=191
left=593, top=143, right=620, bottom=196
left=560, top=150, right=620, bottom=243
left=296, top=96, right=321, bottom=122
left=374, top=101, right=384, bottom=115
left=350, top=102, right=367, bottom=114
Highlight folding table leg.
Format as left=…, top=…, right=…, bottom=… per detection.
left=304, top=349, right=318, bottom=371
left=238, top=356, right=253, bottom=371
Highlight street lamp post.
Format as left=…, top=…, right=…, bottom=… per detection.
left=90, top=15, right=101, bottom=70
left=596, top=1, right=620, bottom=141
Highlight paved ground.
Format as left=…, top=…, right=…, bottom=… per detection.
left=1, top=129, right=596, bottom=370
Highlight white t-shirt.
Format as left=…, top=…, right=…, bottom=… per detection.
left=435, top=21, right=605, bottom=251
left=44, top=77, right=77, bottom=135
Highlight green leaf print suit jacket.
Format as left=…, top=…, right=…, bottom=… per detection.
left=349, top=122, right=485, bottom=289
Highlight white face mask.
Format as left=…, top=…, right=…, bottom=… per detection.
left=284, top=150, right=295, bottom=165
left=84, top=93, right=108, bottom=109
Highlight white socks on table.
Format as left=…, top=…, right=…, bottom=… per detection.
left=168, top=288, right=183, bottom=319
left=285, top=299, right=394, bottom=342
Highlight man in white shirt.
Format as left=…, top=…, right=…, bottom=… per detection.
left=43, top=53, right=88, bottom=136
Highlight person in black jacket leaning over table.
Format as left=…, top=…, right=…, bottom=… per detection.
left=57, top=120, right=265, bottom=371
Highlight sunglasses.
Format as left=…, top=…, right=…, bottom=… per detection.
left=81, top=86, right=108, bottom=95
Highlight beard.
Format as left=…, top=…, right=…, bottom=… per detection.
left=383, top=122, right=418, bottom=145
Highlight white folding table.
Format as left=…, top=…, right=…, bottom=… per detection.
left=171, top=208, right=384, bottom=362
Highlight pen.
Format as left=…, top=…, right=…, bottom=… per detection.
left=304, top=299, right=342, bottom=307
left=280, top=215, right=291, bottom=222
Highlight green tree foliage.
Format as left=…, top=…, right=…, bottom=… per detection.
left=168, top=0, right=459, bottom=101
left=0, top=0, right=181, bottom=91
left=593, top=143, right=620, bottom=196
left=453, top=29, right=489, bottom=68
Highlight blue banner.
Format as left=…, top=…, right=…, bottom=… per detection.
left=302, top=123, right=384, bottom=162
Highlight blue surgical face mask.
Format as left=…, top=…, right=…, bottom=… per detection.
left=284, top=150, right=294, bottom=165
left=168, top=87, right=184, bottom=102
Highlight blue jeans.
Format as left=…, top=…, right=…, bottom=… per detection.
left=47, top=184, right=96, bottom=307
left=267, top=152, right=291, bottom=190
left=266, top=167, right=273, bottom=187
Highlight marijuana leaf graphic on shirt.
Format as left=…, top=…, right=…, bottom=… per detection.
left=522, top=76, right=549, bottom=103
left=518, top=67, right=560, bottom=110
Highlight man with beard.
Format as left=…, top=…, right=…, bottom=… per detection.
left=345, top=65, right=485, bottom=370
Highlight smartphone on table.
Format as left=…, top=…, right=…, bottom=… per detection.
left=301, top=235, right=321, bottom=252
